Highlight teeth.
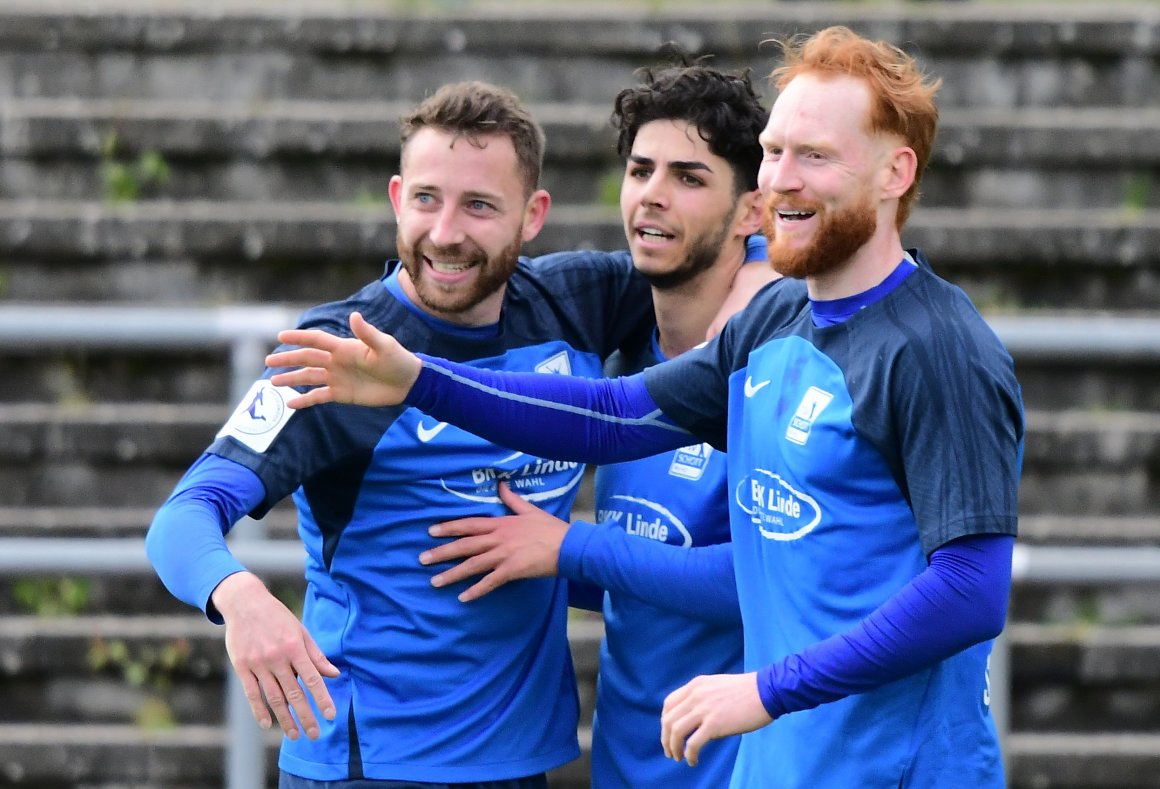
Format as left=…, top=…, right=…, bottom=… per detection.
left=640, top=228, right=671, bottom=239
left=430, top=260, right=472, bottom=274
left=778, top=210, right=814, bottom=220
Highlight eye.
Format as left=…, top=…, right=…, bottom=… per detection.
left=414, top=192, right=435, bottom=205
left=627, top=164, right=652, bottom=180
left=679, top=173, right=705, bottom=187
left=465, top=198, right=497, bottom=214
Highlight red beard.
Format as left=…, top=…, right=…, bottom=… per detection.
left=762, top=189, right=877, bottom=280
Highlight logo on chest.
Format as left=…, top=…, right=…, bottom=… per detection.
left=734, top=469, right=821, bottom=541
left=597, top=495, right=692, bottom=547
left=785, top=386, right=834, bottom=446
left=668, top=443, right=714, bottom=481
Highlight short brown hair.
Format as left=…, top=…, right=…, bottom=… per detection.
left=770, top=26, right=941, bottom=228
left=399, top=81, right=546, bottom=198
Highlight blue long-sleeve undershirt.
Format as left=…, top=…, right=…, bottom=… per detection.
left=404, top=353, right=1014, bottom=716
left=559, top=521, right=740, bottom=624
left=145, top=453, right=266, bottom=623
left=757, top=533, right=1014, bottom=717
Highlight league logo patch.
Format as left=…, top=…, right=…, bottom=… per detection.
left=669, top=443, right=714, bottom=481
left=785, top=386, right=834, bottom=445
left=216, top=380, right=298, bottom=453
left=535, top=351, right=571, bottom=376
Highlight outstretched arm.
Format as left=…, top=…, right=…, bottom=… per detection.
left=269, top=312, right=693, bottom=465
left=660, top=534, right=1014, bottom=766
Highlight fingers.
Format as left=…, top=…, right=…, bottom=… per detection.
left=429, top=550, right=502, bottom=589
left=421, top=531, right=496, bottom=565
left=458, top=571, right=508, bottom=602
left=264, top=662, right=316, bottom=739
left=497, top=480, right=534, bottom=514
left=269, top=366, right=332, bottom=390
left=275, top=328, right=342, bottom=353
left=235, top=667, right=273, bottom=731
left=284, top=386, right=336, bottom=410
left=661, top=682, right=696, bottom=762
left=427, top=517, right=499, bottom=540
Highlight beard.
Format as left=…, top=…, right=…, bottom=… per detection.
left=639, top=219, right=733, bottom=292
left=762, top=188, right=877, bottom=280
left=397, top=228, right=523, bottom=318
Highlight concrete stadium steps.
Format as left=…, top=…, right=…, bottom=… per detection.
left=1, top=100, right=1155, bottom=209
left=0, top=346, right=231, bottom=405
left=0, top=504, right=298, bottom=539
left=0, top=4, right=1157, bottom=109
left=1, top=615, right=1159, bottom=787
left=2, top=403, right=1158, bottom=514
left=1, top=201, right=1159, bottom=309
left=0, top=723, right=280, bottom=788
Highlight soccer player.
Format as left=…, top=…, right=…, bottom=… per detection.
left=429, top=64, right=777, bottom=789
left=268, top=26, right=1025, bottom=788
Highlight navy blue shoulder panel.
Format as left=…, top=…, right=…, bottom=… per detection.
left=642, top=276, right=810, bottom=449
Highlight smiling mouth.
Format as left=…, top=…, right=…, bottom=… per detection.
left=777, top=209, right=816, bottom=222
left=637, top=227, right=675, bottom=241
left=426, top=257, right=475, bottom=274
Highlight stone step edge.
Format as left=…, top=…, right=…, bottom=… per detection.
left=3, top=100, right=1155, bottom=163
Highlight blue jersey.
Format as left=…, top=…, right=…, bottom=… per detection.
left=590, top=334, right=742, bottom=789
left=207, top=254, right=652, bottom=782
left=645, top=256, right=1022, bottom=788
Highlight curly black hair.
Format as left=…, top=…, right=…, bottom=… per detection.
left=611, top=49, right=767, bottom=195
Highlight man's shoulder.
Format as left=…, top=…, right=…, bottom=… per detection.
left=295, top=276, right=407, bottom=336
left=512, top=249, right=635, bottom=290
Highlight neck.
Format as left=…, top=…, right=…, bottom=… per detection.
left=652, top=251, right=743, bottom=359
left=806, top=226, right=906, bottom=302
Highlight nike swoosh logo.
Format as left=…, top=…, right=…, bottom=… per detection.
left=744, top=377, right=771, bottom=398
left=416, top=420, right=450, bottom=443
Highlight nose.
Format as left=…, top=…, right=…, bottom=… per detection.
left=759, top=155, right=801, bottom=197
left=639, top=171, right=668, bottom=210
left=427, top=204, right=466, bottom=248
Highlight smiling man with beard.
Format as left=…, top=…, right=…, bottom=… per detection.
left=265, top=26, right=1025, bottom=789
left=146, top=80, right=771, bottom=788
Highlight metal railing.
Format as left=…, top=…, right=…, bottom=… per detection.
left=2, top=304, right=1160, bottom=787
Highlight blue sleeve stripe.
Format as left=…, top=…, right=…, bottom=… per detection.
left=422, top=358, right=685, bottom=432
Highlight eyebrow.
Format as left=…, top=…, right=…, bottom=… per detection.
left=628, top=154, right=714, bottom=174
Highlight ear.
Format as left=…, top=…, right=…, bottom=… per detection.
left=520, top=189, right=552, bottom=243
left=387, top=175, right=405, bottom=218
left=881, top=146, right=918, bottom=201
left=732, top=189, right=766, bottom=238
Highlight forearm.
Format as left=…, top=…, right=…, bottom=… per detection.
left=559, top=521, right=740, bottom=624
left=405, top=357, right=691, bottom=464
left=145, top=454, right=265, bottom=622
left=757, top=534, right=1013, bottom=717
